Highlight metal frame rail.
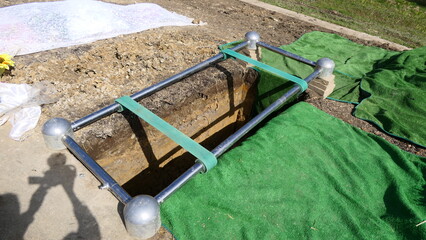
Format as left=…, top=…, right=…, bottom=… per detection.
left=42, top=31, right=335, bottom=239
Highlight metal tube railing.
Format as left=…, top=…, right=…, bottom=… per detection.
left=257, top=41, right=316, bottom=67
left=62, top=135, right=132, bottom=204
left=43, top=31, right=336, bottom=239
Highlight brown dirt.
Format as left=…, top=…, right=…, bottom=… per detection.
left=303, top=93, right=426, bottom=157
left=1, top=0, right=425, bottom=239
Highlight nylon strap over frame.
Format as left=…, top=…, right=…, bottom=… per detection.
left=221, top=48, right=308, bottom=92
left=116, top=96, right=217, bottom=172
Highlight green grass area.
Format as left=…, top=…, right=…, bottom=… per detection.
left=261, top=0, right=426, bottom=48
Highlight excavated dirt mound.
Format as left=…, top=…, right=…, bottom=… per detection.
left=1, top=0, right=424, bottom=239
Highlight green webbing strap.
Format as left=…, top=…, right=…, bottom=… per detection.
left=221, top=48, right=308, bottom=92
left=116, top=96, right=217, bottom=172
left=218, top=39, right=244, bottom=51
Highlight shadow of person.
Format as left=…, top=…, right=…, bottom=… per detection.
left=0, top=193, right=23, bottom=239
left=0, top=153, right=101, bottom=240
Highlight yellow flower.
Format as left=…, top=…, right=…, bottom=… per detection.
left=0, top=54, right=15, bottom=71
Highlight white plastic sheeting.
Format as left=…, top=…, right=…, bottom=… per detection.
left=0, top=0, right=196, bottom=56
left=0, top=82, right=57, bottom=140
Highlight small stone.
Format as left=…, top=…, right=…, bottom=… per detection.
left=192, top=19, right=201, bottom=24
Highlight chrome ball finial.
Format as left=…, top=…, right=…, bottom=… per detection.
left=316, top=58, right=335, bottom=78
left=245, top=31, right=260, bottom=50
left=42, top=118, right=74, bottom=150
left=124, top=195, right=161, bottom=239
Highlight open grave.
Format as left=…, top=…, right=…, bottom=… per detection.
left=41, top=29, right=338, bottom=238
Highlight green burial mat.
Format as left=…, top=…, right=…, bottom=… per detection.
left=161, top=102, right=426, bottom=240
left=354, top=48, right=426, bottom=147
left=255, top=31, right=426, bottom=147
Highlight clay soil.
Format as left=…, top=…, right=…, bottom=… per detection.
left=1, top=0, right=425, bottom=239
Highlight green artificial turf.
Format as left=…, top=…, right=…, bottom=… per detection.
left=161, top=102, right=426, bottom=239
left=256, top=31, right=426, bottom=147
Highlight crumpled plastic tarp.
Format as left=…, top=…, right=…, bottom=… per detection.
left=0, top=82, right=58, bottom=141
left=0, top=0, right=196, bottom=56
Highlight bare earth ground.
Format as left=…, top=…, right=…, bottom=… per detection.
left=0, top=0, right=425, bottom=239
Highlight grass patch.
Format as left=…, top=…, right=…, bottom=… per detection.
left=261, top=0, right=426, bottom=48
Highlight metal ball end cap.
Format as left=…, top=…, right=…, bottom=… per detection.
left=316, top=58, right=335, bottom=69
left=316, top=58, right=335, bottom=78
left=42, top=118, right=73, bottom=150
left=124, top=195, right=161, bottom=239
left=245, top=31, right=260, bottom=50
left=245, top=31, right=260, bottom=42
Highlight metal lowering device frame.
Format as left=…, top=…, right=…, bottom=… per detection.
left=42, top=31, right=335, bottom=239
